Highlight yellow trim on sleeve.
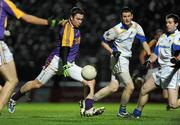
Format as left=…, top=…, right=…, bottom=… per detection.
left=62, top=23, right=74, bottom=47
left=5, top=0, right=25, bottom=19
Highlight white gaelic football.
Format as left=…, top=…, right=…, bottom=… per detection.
left=81, top=65, right=97, bottom=80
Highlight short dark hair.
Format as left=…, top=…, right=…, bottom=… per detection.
left=70, top=7, right=85, bottom=17
left=120, top=7, right=133, bottom=16
left=166, top=13, right=179, bottom=24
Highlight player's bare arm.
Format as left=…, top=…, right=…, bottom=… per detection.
left=139, top=39, right=157, bottom=64
left=101, top=41, right=113, bottom=54
left=149, top=53, right=158, bottom=63
left=21, top=13, right=48, bottom=25
left=142, top=42, right=151, bottom=56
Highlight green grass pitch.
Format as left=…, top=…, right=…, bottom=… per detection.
left=0, top=103, right=180, bottom=125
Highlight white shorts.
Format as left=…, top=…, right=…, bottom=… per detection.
left=145, top=68, right=159, bottom=80
left=111, top=55, right=129, bottom=73
left=152, top=66, right=180, bottom=89
left=0, top=41, right=13, bottom=65
left=36, top=55, right=83, bottom=84
left=111, top=55, right=132, bottom=85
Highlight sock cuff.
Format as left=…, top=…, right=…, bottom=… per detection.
left=85, top=98, right=94, bottom=110
left=133, top=108, right=142, bottom=116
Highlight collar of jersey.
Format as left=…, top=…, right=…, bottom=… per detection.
left=121, top=23, right=129, bottom=30
left=166, top=29, right=178, bottom=37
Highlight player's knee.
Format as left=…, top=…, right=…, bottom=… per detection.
left=33, top=80, right=43, bottom=89
left=130, top=85, right=135, bottom=92
left=34, top=83, right=43, bottom=89
left=125, top=83, right=134, bottom=93
left=9, top=77, right=19, bottom=85
left=109, top=84, right=119, bottom=93
left=163, top=94, right=168, bottom=99
left=108, top=82, right=119, bottom=93
left=14, top=78, right=19, bottom=84
left=140, top=86, right=147, bottom=96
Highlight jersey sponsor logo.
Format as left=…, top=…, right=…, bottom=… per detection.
left=74, top=37, right=80, bottom=44
left=115, top=37, right=133, bottom=43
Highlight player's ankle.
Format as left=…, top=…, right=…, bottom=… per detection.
left=11, top=90, right=25, bottom=101
left=85, top=98, right=94, bottom=110
left=119, top=105, right=127, bottom=114
left=133, top=108, right=142, bottom=118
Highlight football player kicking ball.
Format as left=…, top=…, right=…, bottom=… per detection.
left=132, top=13, right=180, bottom=118
left=8, top=7, right=103, bottom=117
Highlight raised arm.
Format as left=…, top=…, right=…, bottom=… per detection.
left=142, top=42, right=151, bottom=56
left=20, top=13, right=48, bottom=25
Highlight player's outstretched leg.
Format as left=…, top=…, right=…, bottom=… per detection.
left=8, top=98, right=16, bottom=113
left=131, top=76, right=156, bottom=119
left=93, top=107, right=105, bottom=116
left=8, top=90, right=25, bottom=113
left=79, top=99, right=105, bottom=117
left=8, top=79, right=43, bottom=113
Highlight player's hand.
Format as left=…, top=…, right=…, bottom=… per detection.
left=111, top=51, right=121, bottom=74
left=138, top=60, right=150, bottom=77
left=142, top=54, right=151, bottom=68
left=63, top=64, right=70, bottom=77
left=112, top=51, right=121, bottom=60
left=143, top=59, right=151, bottom=69
left=48, top=17, right=61, bottom=28
left=4, top=30, right=11, bottom=36
left=170, top=57, right=180, bottom=68
left=145, top=54, right=151, bottom=60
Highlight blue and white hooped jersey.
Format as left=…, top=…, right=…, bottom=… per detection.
left=103, top=21, right=146, bottom=57
left=154, top=30, right=180, bottom=67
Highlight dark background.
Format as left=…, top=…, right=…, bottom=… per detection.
left=2, top=0, right=180, bottom=102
